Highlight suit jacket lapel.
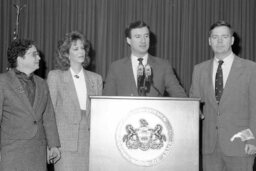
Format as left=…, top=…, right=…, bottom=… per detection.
left=147, top=54, right=155, bottom=68
left=220, top=56, right=243, bottom=103
left=124, top=56, right=138, bottom=96
left=84, top=70, right=93, bottom=110
left=7, top=70, right=36, bottom=119
left=208, top=59, right=216, bottom=103
left=84, top=70, right=93, bottom=97
left=204, top=59, right=219, bottom=110
left=32, top=76, right=40, bottom=111
left=63, top=70, right=80, bottom=110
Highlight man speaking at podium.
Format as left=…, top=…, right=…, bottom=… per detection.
left=103, top=20, right=186, bottom=97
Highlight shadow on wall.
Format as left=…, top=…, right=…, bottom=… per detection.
left=86, top=41, right=96, bottom=72
left=232, top=32, right=241, bottom=56
left=34, top=50, right=47, bottom=79
left=148, top=32, right=157, bottom=56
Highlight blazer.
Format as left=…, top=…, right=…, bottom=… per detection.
left=47, top=69, right=102, bottom=151
left=0, top=70, right=60, bottom=170
left=190, top=56, right=256, bottom=156
left=103, top=55, right=187, bottom=97
left=0, top=70, right=60, bottom=146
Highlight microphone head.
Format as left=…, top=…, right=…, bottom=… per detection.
left=145, top=64, right=151, bottom=77
left=137, top=64, right=144, bottom=76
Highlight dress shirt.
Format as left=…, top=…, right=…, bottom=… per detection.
left=131, top=53, right=148, bottom=86
left=70, top=68, right=87, bottom=110
left=212, top=53, right=234, bottom=89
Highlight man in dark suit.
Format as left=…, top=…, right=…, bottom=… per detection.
left=0, top=39, right=61, bottom=170
left=103, top=20, right=186, bottom=97
left=190, top=20, right=256, bottom=171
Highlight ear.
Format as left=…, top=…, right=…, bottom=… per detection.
left=17, top=56, right=24, bottom=62
left=231, top=36, right=234, bottom=45
left=126, top=37, right=131, bottom=45
left=16, top=56, right=23, bottom=66
left=65, top=53, right=70, bottom=60
left=208, top=37, right=211, bottom=46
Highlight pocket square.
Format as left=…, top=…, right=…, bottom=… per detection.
left=230, top=128, right=255, bottom=142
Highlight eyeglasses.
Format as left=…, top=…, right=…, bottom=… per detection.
left=26, top=51, right=39, bottom=58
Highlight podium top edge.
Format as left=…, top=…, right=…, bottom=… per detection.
left=89, top=96, right=200, bottom=101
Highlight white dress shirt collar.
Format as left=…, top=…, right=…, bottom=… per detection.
left=70, top=68, right=83, bottom=78
left=131, top=53, right=148, bottom=65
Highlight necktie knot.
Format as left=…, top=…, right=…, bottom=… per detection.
left=138, top=58, right=143, bottom=65
left=218, top=60, right=224, bottom=66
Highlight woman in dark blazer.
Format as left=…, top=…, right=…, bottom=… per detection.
left=47, top=31, right=102, bottom=171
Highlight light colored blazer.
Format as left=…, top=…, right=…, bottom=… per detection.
left=47, top=69, right=102, bottom=151
left=190, top=56, right=256, bottom=156
left=103, top=55, right=187, bottom=97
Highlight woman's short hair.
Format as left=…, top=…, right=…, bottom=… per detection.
left=55, top=31, right=91, bottom=70
left=7, top=39, right=34, bottom=68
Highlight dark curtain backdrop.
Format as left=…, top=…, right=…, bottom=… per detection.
left=0, top=0, right=255, bottom=93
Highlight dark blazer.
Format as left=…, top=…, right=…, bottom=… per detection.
left=190, top=56, right=256, bottom=156
left=0, top=70, right=60, bottom=170
left=103, top=55, right=187, bottom=97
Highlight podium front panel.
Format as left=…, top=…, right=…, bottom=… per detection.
left=89, top=97, right=199, bottom=171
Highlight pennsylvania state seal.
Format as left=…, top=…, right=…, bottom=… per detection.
left=116, top=107, right=173, bottom=167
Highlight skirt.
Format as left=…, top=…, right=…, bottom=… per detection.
left=54, top=110, right=90, bottom=171
left=0, top=135, right=47, bottom=171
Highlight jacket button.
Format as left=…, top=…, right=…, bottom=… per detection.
left=33, top=121, right=37, bottom=124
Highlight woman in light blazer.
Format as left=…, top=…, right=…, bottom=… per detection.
left=47, top=31, right=102, bottom=171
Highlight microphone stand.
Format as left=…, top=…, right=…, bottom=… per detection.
left=138, top=64, right=163, bottom=96
left=138, top=65, right=152, bottom=96
left=141, top=76, right=147, bottom=96
left=138, top=76, right=146, bottom=96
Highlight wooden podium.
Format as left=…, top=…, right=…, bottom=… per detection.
left=89, top=96, right=200, bottom=171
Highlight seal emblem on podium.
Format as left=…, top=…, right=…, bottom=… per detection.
left=116, top=107, right=173, bottom=167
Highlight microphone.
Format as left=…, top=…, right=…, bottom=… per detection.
left=137, top=64, right=144, bottom=77
left=137, top=63, right=145, bottom=96
left=145, top=64, right=152, bottom=82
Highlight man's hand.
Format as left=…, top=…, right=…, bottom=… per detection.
left=47, top=147, right=61, bottom=164
left=245, top=144, right=256, bottom=155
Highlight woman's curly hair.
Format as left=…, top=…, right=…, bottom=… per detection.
left=55, top=31, right=91, bottom=70
left=7, top=39, right=34, bottom=68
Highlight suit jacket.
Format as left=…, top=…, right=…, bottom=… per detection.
left=47, top=69, right=102, bottom=151
left=190, top=56, right=256, bottom=156
left=0, top=70, right=60, bottom=169
left=103, top=55, right=187, bottom=97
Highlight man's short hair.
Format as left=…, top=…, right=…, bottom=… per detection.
left=209, top=20, right=234, bottom=36
left=125, top=20, right=150, bottom=38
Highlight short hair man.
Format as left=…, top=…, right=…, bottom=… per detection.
left=190, top=20, right=256, bottom=171
left=0, top=39, right=61, bottom=170
left=103, top=20, right=186, bottom=97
